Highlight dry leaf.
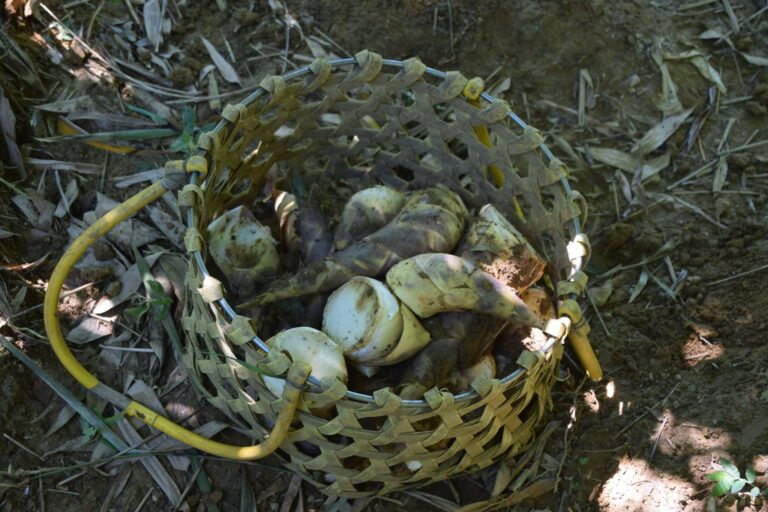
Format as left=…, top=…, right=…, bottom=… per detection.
left=0, top=87, right=24, bottom=178
left=740, top=53, right=768, bottom=67
left=713, top=157, right=728, bottom=193
left=44, top=405, right=77, bottom=438
left=34, top=96, right=97, bottom=113
left=66, top=315, right=115, bottom=344
left=588, top=147, right=639, bottom=172
left=116, top=418, right=183, bottom=507
left=147, top=206, right=184, bottom=249
left=89, top=193, right=163, bottom=251
left=639, top=152, right=671, bottom=182
left=114, top=168, right=164, bottom=188
left=631, top=108, right=693, bottom=156
left=11, top=191, right=54, bottom=230
left=208, top=71, right=221, bottom=111
left=92, top=252, right=163, bottom=315
left=587, top=281, right=614, bottom=307
left=127, top=380, right=165, bottom=415
left=651, top=42, right=684, bottom=115
left=306, top=37, right=329, bottom=59
left=99, top=331, right=132, bottom=368
left=689, top=56, right=727, bottom=94
left=143, top=0, right=162, bottom=49
left=201, top=36, right=242, bottom=84
left=54, top=179, right=79, bottom=218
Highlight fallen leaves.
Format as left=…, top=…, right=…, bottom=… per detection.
left=631, top=108, right=693, bottom=156
left=200, top=36, right=242, bottom=85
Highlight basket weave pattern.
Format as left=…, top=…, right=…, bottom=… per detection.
left=178, top=51, right=584, bottom=497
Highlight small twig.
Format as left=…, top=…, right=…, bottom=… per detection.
left=587, top=291, right=611, bottom=337
left=446, top=0, right=454, bottom=54
left=3, top=434, right=45, bottom=462
left=721, top=0, right=739, bottom=32
left=173, top=462, right=204, bottom=510
left=649, top=415, right=669, bottom=461
left=54, top=171, right=70, bottom=217
left=39, top=478, right=45, bottom=512
left=132, top=488, right=153, bottom=512
left=98, top=345, right=156, bottom=353
left=123, top=0, right=142, bottom=26
left=746, top=4, right=768, bottom=23
left=86, top=0, right=106, bottom=43
left=718, top=138, right=768, bottom=156
left=45, top=488, right=80, bottom=496
left=56, top=471, right=86, bottom=487
left=679, top=0, right=717, bottom=10
left=707, top=262, right=768, bottom=286
left=721, top=95, right=752, bottom=105
left=555, top=378, right=588, bottom=491
left=716, top=117, right=736, bottom=153
left=616, top=382, right=680, bottom=437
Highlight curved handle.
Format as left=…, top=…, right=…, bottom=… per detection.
left=43, top=163, right=308, bottom=460
left=558, top=299, right=603, bottom=381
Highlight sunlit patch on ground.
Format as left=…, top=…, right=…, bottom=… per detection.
left=680, top=332, right=724, bottom=367
left=598, top=457, right=699, bottom=512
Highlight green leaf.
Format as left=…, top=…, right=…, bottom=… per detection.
left=749, top=487, right=760, bottom=498
left=731, top=478, right=746, bottom=493
left=746, top=466, right=756, bottom=483
left=705, top=470, right=728, bottom=482
left=578, top=456, right=589, bottom=465
left=124, top=303, right=149, bottom=320
left=148, top=280, right=164, bottom=294
left=712, top=480, right=731, bottom=497
left=720, top=458, right=740, bottom=478
left=182, top=107, right=196, bottom=134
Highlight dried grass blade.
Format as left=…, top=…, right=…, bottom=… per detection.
left=0, top=87, right=25, bottom=177
left=116, top=418, right=182, bottom=506
left=588, top=147, right=639, bottom=172
left=740, top=53, right=768, bottom=67
left=631, top=108, right=693, bottom=156
left=629, top=269, right=650, bottom=303
left=25, top=158, right=101, bottom=174
left=651, top=42, right=683, bottom=115
left=721, top=0, right=739, bottom=32
left=0, top=337, right=130, bottom=451
left=201, top=37, right=242, bottom=84
left=689, top=56, right=727, bottom=93
left=578, top=69, right=593, bottom=127
left=143, top=0, right=163, bottom=50
left=639, top=152, right=671, bottom=182
left=713, top=156, right=728, bottom=192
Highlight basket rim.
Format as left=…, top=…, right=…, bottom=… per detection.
left=184, top=55, right=582, bottom=407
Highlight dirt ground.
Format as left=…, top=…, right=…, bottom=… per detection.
left=1, top=0, right=768, bottom=511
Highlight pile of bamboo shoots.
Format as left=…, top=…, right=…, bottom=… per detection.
left=206, top=183, right=556, bottom=404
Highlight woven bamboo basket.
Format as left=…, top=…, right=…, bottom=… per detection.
left=177, top=51, right=595, bottom=498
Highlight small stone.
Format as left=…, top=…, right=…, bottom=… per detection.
left=735, top=36, right=753, bottom=51
left=136, top=46, right=152, bottom=63
left=235, top=8, right=260, bottom=27
left=753, top=83, right=768, bottom=102
left=746, top=101, right=767, bottom=116
left=727, top=153, right=751, bottom=170
left=170, top=66, right=195, bottom=87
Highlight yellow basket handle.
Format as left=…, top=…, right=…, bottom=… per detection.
left=43, top=157, right=310, bottom=460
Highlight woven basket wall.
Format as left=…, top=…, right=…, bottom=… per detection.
left=177, top=51, right=585, bottom=498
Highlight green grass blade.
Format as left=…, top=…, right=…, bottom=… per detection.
left=0, top=336, right=130, bottom=452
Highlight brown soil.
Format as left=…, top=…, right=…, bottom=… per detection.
left=1, top=0, right=767, bottom=511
